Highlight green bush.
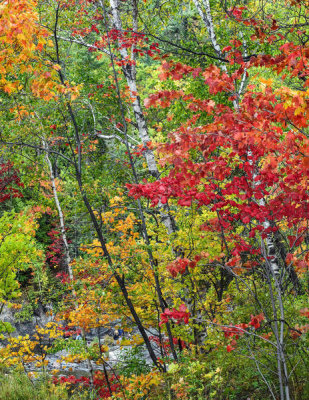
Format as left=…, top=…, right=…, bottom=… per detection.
left=0, top=371, right=90, bottom=400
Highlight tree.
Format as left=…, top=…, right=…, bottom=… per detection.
left=0, top=0, right=308, bottom=399
left=128, top=8, right=309, bottom=397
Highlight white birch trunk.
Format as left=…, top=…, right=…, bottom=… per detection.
left=43, top=139, right=95, bottom=385
left=42, top=139, right=73, bottom=279
left=108, top=0, right=176, bottom=235
left=109, top=0, right=158, bottom=177
left=192, top=0, right=224, bottom=59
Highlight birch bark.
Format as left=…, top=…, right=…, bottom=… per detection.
left=43, top=139, right=95, bottom=385
left=106, top=0, right=176, bottom=235
left=42, top=139, right=72, bottom=279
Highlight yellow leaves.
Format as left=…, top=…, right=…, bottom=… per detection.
left=130, top=334, right=145, bottom=346
left=51, top=369, right=60, bottom=375
left=83, top=198, right=141, bottom=263
left=119, top=338, right=131, bottom=347
left=282, top=98, right=291, bottom=110
left=115, top=371, right=162, bottom=399
left=28, top=372, right=38, bottom=380
left=35, top=359, right=49, bottom=368
left=37, top=322, right=62, bottom=339
left=0, top=319, right=69, bottom=371
left=294, top=106, right=303, bottom=116
left=61, top=353, right=87, bottom=363
left=16, top=32, right=26, bottom=42
left=110, top=195, right=124, bottom=205
left=275, top=86, right=309, bottom=116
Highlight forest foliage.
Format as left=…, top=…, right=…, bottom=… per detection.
left=0, top=0, right=308, bottom=399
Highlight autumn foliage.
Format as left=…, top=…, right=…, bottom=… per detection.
left=0, top=0, right=308, bottom=400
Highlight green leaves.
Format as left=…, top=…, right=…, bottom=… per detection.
left=0, top=210, right=44, bottom=305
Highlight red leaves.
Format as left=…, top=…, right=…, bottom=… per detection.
left=56, top=272, right=70, bottom=284
left=222, top=46, right=232, bottom=53
left=222, top=323, right=248, bottom=339
left=223, top=314, right=265, bottom=352
left=192, top=67, right=202, bottom=78
left=46, top=224, right=69, bottom=269
left=226, top=344, right=236, bottom=352
left=84, top=28, right=160, bottom=61
left=53, top=371, right=120, bottom=399
left=166, top=258, right=189, bottom=277
left=166, top=257, right=197, bottom=277
left=227, top=6, right=247, bottom=20
left=300, top=308, right=309, bottom=318
left=149, top=335, right=187, bottom=352
left=0, top=162, right=23, bottom=203
left=202, top=65, right=235, bottom=94
left=90, top=24, right=99, bottom=34
left=127, top=22, right=309, bottom=307
left=160, top=304, right=190, bottom=326
left=130, top=74, right=309, bottom=274
left=127, top=177, right=182, bottom=207
left=58, top=325, right=80, bottom=337
left=290, top=324, right=309, bottom=340
left=144, top=90, right=184, bottom=108
left=249, top=313, right=265, bottom=330
left=159, top=61, right=193, bottom=81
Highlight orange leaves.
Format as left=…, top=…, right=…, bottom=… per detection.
left=3, top=81, right=18, bottom=94
left=0, top=0, right=48, bottom=85
left=303, top=155, right=309, bottom=168
left=0, top=0, right=66, bottom=102
left=68, top=305, right=101, bottom=331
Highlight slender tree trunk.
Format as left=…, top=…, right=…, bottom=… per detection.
left=43, top=140, right=72, bottom=278
left=106, top=0, right=177, bottom=235
left=98, top=0, right=179, bottom=360
left=52, top=3, right=164, bottom=370
left=43, top=139, right=95, bottom=385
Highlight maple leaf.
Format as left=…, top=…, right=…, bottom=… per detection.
left=226, top=344, right=236, bottom=352
left=249, top=313, right=265, bottom=330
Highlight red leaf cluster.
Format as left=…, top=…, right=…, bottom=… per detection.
left=160, top=304, right=190, bottom=326
left=53, top=371, right=120, bottom=398
left=0, top=162, right=23, bottom=203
